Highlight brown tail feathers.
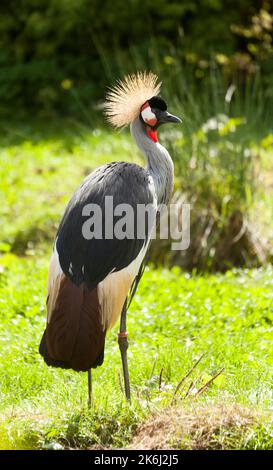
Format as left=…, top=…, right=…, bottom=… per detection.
left=39, top=276, right=106, bottom=372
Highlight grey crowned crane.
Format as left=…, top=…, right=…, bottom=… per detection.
left=39, top=72, right=181, bottom=403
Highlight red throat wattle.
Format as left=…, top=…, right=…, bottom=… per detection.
left=146, top=126, right=158, bottom=143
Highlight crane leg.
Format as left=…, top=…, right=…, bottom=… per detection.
left=118, top=301, right=131, bottom=402
left=88, top=369, right=92, bottom=407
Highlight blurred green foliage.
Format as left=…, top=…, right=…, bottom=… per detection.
left=0, top=0, right=272, bottom=115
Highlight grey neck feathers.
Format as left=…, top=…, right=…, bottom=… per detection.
left=130, top=117, right=174, bottom=205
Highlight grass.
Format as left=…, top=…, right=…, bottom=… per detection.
left=1, top=254, right=273, bottom=449
left=0, top=117, right=273, bottom=449
left=130, top=403, right=273, bottom=450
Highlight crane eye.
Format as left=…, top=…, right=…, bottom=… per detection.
left=140, top=102, right=157, bottom=127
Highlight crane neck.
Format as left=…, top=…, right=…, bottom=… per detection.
left=130, top=117, right=174, bottom=205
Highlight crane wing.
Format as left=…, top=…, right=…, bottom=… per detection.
left=56, top=161, right=156, bottom=288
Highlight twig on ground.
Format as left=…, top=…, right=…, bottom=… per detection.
left=171, top=354, right=205, bottom=404
left=194, top=367, right=225, bottom=397
left=184, top=380, right=194, bottom=399
left=158, top=368, right=164, bottom=391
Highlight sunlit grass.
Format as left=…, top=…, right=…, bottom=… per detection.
left=0, top=252, right=273, bottom=449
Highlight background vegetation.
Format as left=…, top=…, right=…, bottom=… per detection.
left=0, top=0, right=273, bottom=450
left=1, top=0, right=273, bottom=115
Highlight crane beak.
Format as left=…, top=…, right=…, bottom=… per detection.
left=158, top=111, right=182, bottom=125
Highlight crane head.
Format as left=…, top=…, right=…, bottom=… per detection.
left=104, top=71, right=181, bottom=140
left=140, top=96, right=181, bottom=143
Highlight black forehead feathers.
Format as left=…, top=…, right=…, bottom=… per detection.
left=148, top=96, right=167, bottom=111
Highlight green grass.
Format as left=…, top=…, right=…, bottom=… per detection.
left=1, top=254, right=273, bottom=449
left=0, top=118, right=273, bottom=449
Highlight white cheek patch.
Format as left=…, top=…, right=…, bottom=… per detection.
left=141, top=105, right=157, bottom=126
